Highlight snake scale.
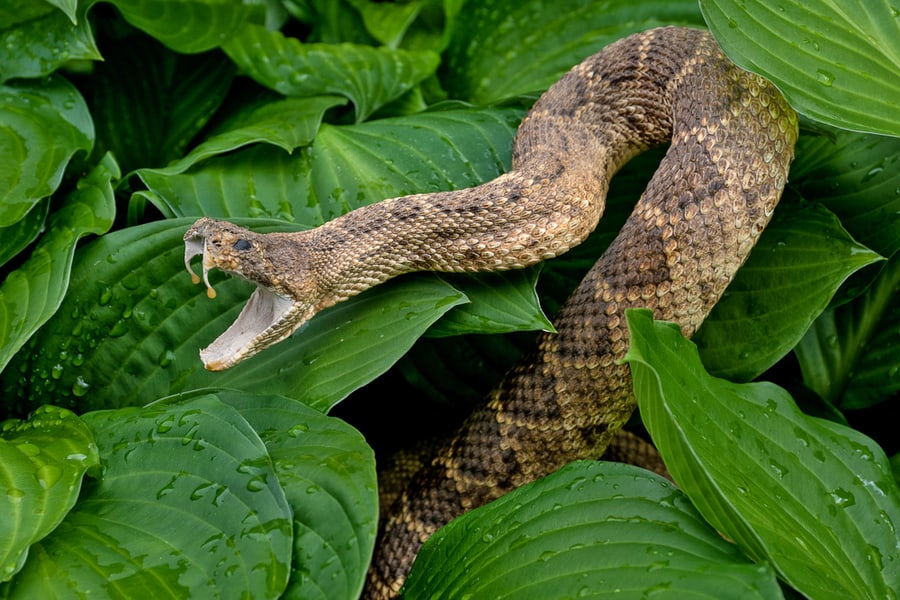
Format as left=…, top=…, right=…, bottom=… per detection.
left=184, top=27, right=798, bottom=598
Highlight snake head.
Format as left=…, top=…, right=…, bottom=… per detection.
left=183, top=217, right=319, bottom=371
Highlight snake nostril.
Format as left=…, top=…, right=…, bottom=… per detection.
left=233, top=239, right=252, bottom=251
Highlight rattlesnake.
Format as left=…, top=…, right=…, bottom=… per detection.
left=184, top=26, right=797, bottom=598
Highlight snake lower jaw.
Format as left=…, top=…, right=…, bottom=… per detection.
left=199, top=284, right=308, bottom=371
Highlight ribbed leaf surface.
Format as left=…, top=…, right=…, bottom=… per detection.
left=625, top=309, right=900, bottom=599
left=701, top=0, right=900, bottom=136
left=406, top=461, right=782, bottom=599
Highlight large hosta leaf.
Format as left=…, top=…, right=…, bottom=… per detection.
left=624, top=309, right=900, bottom=600
left=347, top=0, right=435, bottom=49
left=701, top=0, right=900, bottom=136
left=0, top=406, right=99, bottom=582
left=426, top=268, right=554, bottom=337
left=107, top=0, right=263, bottom=54
left=0, top=153, right=117, bottom=373
left=0, top=76, right=93, bottom=226
left=405, top=461, right=781, bottom=599
left=795, top=253, right=900, bottom=410
left=222, top=23, right=439, bottom=122
left=791, top=129, right=900, bottom=260
left=219, top=392, right=377, bottom=600
left=136, top=94, right=347, bottom=183
left=88, top=35, right=235, bottom=175
left=0, top=219, right=467, bottom=415
left=0, top=394, right=292, bottom=598
left=0, top=0, right=101, bottom=82
left=693, top=200, right=883, bottom=381
left=0, top=200, right=48, bottom=269
left=442, top=0, right=704, bottom=103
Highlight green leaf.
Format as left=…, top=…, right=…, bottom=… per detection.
left=795, top=252, right=900, bottom=409
left=0, top=406, right=99, bottom=582
left=208, top=273, right=467, bottom=413
left=137, top=105, right=522, bottom=224
left=426, top=268, right=554, bottom=337
left=693, top=201, right=883, bottom=381
left=136, top=95, right=347, bottom=179
left=88, top=35, right=235, bottom=174
left=45, top=0, right=78, bottom=23
left=138, top=144, right=318, bottom=222
left=106, top=0, right=263, bottom=54
left=0, top=200, right=48, bottom=269
left=0, top=0, right=101, bottom=82
left=0, top=394, right=292, bottom=598
left=701, top=0, right=900, bottom=136
left=0, top=76, right=93, bottom=227
left=218, top=392, right=377, bottom=600
left=306, top=106, right=520, bottom=216
left=624, top=308, right=900, bottom=599
left=442, top=0, right=704, bottom=103
left=0, top=153, right=118, bottom=374
left=0, top=1, right=55, bottom=29
left=346, top=0, right=424, bottom=49
left=1, top=219, right=467, bottom=415
left=222, top=23, right=440, bottom=122
left=791, top=129, right=900, bottom=260
left=405, top=461, right=782, bottom=599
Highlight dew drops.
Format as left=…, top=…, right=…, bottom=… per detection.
left=35, top=464, right=62, bottom=490
left=288, top=423, right=309, bottom=437
left=816, top=69, right=835, bottom=86
left=157, top=475, right=178, bottom=499
left=861, top=164, right=884, bottom=184
left=109, top=320, right=129, bottom=337
left=65, top=452, right=89, bottom=463
left=71, top=376, right=90, bottom=397
left=830, top=487, right=856, bottom=508
left=156, top=416, right=175, bottom=434
left=191, top=482, right=217, bottom=502
left=539, top=549, right=557, bottom=562
left=769, top=460, right=788, bottom=478
left=246, top=476, right=267, bottom=492
left=158, top=349, right=177, bottom=368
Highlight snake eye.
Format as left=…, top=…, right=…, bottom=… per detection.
left=233, top=239, right=252, bottom=251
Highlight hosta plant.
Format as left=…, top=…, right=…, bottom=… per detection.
left=0, top=0, right=898, bottom=598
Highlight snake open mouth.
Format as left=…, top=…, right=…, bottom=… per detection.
left=184, top=234, right=299, bottom=371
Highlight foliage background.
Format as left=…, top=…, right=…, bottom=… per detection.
left=0, top=0, right=898, bottom=598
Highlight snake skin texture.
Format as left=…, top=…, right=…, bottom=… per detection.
left=183, top=27, right=798, bottom=598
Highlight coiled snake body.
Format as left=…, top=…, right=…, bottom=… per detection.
left=184, top=27, right=797, bottom=599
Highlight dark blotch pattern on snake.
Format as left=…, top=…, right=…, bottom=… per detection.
left=183, top=27, right=798, bottom=598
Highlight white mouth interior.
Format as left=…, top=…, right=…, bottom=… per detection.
left=200, top=287, right=297, bottom=370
